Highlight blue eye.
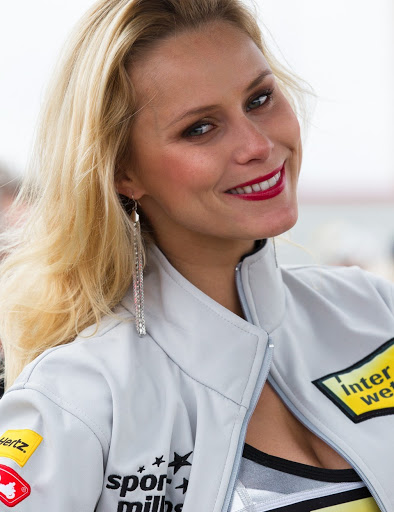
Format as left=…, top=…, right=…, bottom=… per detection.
left=185, top=122, right=213, bottom=137
left=247, top=90, right=273, bottom=111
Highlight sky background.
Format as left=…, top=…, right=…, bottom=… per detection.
left=1, top=0, right=393, bottom=202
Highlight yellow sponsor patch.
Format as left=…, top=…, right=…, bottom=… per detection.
left=313, top=338, right=394, bottom=423
left=313, top=496, right=380, bottom=511
left=0, top=429, right=43, bottom=467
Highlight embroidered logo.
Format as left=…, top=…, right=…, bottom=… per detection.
left=106, top=450, right=193, bottom=511
left=0, top=464, right=31, bottom=507
left=313, top=338, right=394, bottom=423
left=0, top=430, right=43, bottom=467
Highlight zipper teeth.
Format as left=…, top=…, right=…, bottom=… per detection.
left=268, top=376, right=387, bottom=512
left=222, top=264, right=274, bottom=512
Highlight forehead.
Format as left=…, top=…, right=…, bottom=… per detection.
left=129, top=21, right=270, bottom=125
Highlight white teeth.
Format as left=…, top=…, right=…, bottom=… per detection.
left=228, top=170, right=281, bottom=195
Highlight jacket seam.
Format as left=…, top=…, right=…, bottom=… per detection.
left=155, top=257, right=260, bottom=336
left=213, top=405, right=244, bottom=512
left=147, top=256, right=261, bottom=404
left=239, top=339, right=259, bottom=406
left=150, top=336, right=244, bottom=407
left=16, top=345, right=111, bottom=449
left=20, top=382, right=110, bottom=448
left=19, top=317, right=127, bottom=384
left=248, top=258, right=286, bottom=330
left=93, top=306, right=133, bottom=338
left=282, top=263, right=334, bottom=271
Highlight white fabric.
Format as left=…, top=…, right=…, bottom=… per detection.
left=0, top=241, right=392, bottom=511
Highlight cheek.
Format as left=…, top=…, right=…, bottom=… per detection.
left=275, top=104, right=301, bottom=148
left=143, top=146, right=220, bottom=195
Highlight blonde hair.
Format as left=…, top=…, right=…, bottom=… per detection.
left=0, top=0, right=306, bottom=389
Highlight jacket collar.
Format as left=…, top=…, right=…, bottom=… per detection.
left=122, top=239, right=286, bottom=405
left=238, top=239, right=286, bottom=333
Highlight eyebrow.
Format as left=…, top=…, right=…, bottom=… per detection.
left=166, top=69, right=273, bottom=128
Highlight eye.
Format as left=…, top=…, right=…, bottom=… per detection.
left=184, top=122, right=213, bottom=138
left=246, top=89, right=273, bottom=112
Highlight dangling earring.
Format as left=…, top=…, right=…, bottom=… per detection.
left=131, top=198, right=146, bottom=337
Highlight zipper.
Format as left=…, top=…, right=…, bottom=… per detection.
left=221, top=263, right=274, bottom=512
left=268, top=376, right=387, bottom=512
left=222, top=262, right=387, bottom=512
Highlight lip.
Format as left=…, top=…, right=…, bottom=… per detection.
left=229, top=163, right=285, bottom=190
left=225, top=163, right=286, bottom=201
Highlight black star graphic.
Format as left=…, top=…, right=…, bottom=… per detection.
left=168, top=451, right=193, bottom=474
left=153, top=456, right=165, bottom=467
left=175, top=478, right=189, bottom=494
left=137, top=466, right=145, bottom=473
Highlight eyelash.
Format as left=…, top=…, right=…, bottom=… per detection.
left=183, top=88, right=274, bottom=139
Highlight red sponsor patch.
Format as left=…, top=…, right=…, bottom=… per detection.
left=0, top=464, right=31, bottom=507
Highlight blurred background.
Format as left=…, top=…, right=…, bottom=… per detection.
left=0, top=0, right=393, bottom=279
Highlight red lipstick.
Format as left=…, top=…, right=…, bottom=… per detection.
left=226, top=163, right=285, bottom=201
left=233, top=164, right=284, bottom=189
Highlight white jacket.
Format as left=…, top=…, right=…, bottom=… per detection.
left=0, top=240, right=393, bottom=511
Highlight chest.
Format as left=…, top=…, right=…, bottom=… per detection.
left=245, top=382, right=352, bottom=469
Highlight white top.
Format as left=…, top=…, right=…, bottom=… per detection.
left=231, top=444, right=379, bottom=512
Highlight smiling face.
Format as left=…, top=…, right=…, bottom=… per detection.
left=119, top=21, right=302, bottom=256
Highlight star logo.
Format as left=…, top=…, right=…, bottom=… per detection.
left=168, top=451, right=193, bottom=474
left=137, top=466, right=145, bottom=473
left=175, top=478, right=189, bottom=494
left=153, top=456, right=165, bottom=467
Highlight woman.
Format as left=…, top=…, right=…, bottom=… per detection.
left=0, top=0, right=392, bottom=510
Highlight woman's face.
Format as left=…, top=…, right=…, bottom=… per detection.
left=121, top=21, right=302, bottom=251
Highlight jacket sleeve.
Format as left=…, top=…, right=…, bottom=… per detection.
left=0, top=386, right=104, bottom=510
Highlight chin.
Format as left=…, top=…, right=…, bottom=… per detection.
left=254, top=204, right=299, bottom=240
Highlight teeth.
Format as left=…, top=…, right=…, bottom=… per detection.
left=228, top=170, right=281, bottom=195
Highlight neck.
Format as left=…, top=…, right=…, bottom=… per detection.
left=154, top=234, right=257, bottom=318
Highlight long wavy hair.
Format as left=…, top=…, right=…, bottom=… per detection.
left=0, top=0, right=306, bottom=389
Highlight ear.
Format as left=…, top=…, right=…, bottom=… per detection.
left=115, top=170, right=146, bottom=201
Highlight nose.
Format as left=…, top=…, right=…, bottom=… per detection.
left=231, top=117, right=274, bottom=165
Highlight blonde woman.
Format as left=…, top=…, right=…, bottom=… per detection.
left=0, top=0, right=392, bottom=511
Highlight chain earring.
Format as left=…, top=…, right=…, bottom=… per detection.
left=131, top=198, right=146, bottom=337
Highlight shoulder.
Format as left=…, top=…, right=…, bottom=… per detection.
left=5, top=304, right=146, bottom=445
left=281, top=263, right=394, bottom=314
left=15, top=304, right=133, bottom=382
